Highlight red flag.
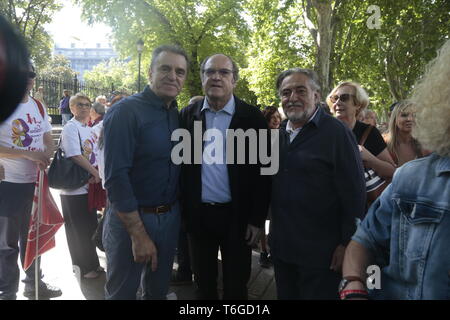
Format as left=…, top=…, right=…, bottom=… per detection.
left=23, top=172, right=64, bottom=271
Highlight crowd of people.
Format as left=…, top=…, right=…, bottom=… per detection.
left=0, top=38, right=449, bottom=300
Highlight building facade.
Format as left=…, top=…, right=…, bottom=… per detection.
left=54, top=43, right=117, bottom=81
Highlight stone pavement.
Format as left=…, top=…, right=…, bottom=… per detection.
left=16, top=188, right=277, bottom=300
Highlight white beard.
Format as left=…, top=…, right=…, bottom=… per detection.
left=285, top=108, right=308, bottom=123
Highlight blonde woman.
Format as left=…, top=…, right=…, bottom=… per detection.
left=327, top=82, right=396, bottom=181
left=385, top=100, right=429, bottom=166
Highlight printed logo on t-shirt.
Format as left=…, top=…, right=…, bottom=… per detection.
left=10, top=112, right=44, bottom=150
left=83, top=139, right=96, bottom=164
left=12, top=119, right=33, bottom=147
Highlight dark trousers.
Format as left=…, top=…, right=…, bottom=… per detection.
left=188, top=204, right=251, bottom=300
left=176, top=226, right=192, bottom=278
left=60, top=194, right=99, bottom=276
left=273, top=257, right=340, bottom=300
left=0, top=182, right=42, bottom=299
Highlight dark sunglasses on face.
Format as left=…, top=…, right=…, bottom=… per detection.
left=76, top=102, right=91, bottom=108
left=329, top=93, right=355, bottom=103
left=28, top=71, right=36, bottom=79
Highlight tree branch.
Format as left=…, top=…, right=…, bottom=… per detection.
left=197, top=2, right=236, bottom=43
left=31, top=1, right=48, bottom=39
left=301, top=0, right=318, bottom=47
left=140, top=0, right=178, bottom=40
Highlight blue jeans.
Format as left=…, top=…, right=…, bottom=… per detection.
left=0, top=182, right=42, bottom=299
left=61, top=113, right=72, bottom=126
left=103, top=202, right=180, bottom=300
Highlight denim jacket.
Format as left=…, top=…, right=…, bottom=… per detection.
left=353, top=153, right=450, bottom=300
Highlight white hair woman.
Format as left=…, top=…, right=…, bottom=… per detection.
left=327, top=82, right=396, bottom=181
left=59, top=93, right=102, bottom=279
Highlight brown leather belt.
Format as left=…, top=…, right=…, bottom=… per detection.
left=140, top=205, right=171, bottom=214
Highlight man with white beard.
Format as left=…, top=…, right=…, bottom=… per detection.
left=269, top=68, right=366, bottom=299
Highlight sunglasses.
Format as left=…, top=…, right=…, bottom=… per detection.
left=329, top=93, right=355, bottom=103
left=28, top=71, right=36, bottom=79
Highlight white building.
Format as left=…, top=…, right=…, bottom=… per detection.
left=54, top=43, right=117, bottom=81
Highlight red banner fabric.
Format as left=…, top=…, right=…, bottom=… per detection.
left=23, top=172, right=64, bottom=271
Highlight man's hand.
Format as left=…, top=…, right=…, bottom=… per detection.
left=330, top=244, right=346, bottom=272
left=130, top=232, right=158, bottom=271
left=117, top=211, right=158, bottom=271
left=245, top=224, right=262, bottom=247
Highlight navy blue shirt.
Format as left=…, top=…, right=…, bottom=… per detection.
left=103, top=86, right=180, bottom=213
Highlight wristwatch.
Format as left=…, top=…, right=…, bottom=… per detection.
left=338, top=276, right=365, bottom=293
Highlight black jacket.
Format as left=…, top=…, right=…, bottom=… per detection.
left=179, top=96, right=271, bottom=235
left=270, top=107, right=366, bottom=268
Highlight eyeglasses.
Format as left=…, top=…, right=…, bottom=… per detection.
left=28, top=71, right=36, bottom=79
left=203, top=68, right=233, bottom=78
left=76, top=102, right=91, bottom=108
left=329, top=93, right=355, bottom=103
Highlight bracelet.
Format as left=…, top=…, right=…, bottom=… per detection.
left=342, top=293, right=370, bottom=300
left=340, top=289, right=368, bottom=300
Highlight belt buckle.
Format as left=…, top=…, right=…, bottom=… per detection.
left=155, top=205, right=166, bottom=214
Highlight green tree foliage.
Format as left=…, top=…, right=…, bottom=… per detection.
left=330, top=0, right=450, bottom=118
left=74, top=0, right=449, bottom=115
left=39, top=54, right=76, bottom=81
left=75, top=0, right=254, bottom=106
left=242, top=0, right=314, bottom=106
left=0, top=0, right=62, bottom=68
left=83, top=59, right=136, bottom=94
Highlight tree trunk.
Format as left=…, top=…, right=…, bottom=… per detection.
left=314, top=1, right=333, bottom=100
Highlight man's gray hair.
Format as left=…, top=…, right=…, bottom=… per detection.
left=200, top=54, right=239, bottom=81
left=149, top=44, right=189, bottom=72
left=91, top=102, right=105, bottom=115
left=276, top=68, right=320, bottom=93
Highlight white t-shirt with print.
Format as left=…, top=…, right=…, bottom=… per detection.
left=59, top=118, right=99, bottom=196
left=0, top=97, right=52, bottom=183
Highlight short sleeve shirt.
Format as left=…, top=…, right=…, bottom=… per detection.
left=352, top=120, right=386, bottom=157
left=59, top=118, right=98, bottom=195
left=0, top=97, right=52, bottom=183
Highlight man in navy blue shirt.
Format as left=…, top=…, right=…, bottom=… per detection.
left=269, top=68, right=366, bottom=299
left=103, top=45, right=188, bottom=300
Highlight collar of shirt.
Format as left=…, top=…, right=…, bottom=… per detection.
left=143, top=85, right=178, bottom=110
left=201, top=95, right=235, bottom=116
left=286, top=105, right=319, bottom=141
left=72, top=118, right=88, bottom=127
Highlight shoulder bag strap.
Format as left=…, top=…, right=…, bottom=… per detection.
left=31, top=97, right=45, bottom=120
left=359, top=125, right=373, bottom=146
left=76, top=128, right=84, bottom=155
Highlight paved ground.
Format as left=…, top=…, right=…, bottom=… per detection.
left=16, top=188, right=277, bottom=300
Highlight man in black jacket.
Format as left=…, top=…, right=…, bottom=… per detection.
left=269, top=68, right=366, bottom=299
left=178, top=54, right=270, bottom=299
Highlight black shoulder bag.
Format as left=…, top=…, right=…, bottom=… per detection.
left=48, top=129, right=90, bottom=189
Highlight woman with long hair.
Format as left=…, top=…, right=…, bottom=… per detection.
left=385, top=100, right=429, bottom=166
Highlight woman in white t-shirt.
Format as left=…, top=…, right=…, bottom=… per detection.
left=59, top=93, right=102, bottom=279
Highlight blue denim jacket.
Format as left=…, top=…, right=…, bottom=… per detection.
left=353, top=153, right=450, bottom=300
